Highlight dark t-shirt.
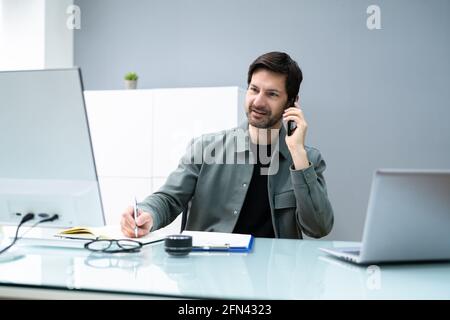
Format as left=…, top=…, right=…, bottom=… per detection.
left=233, top=143, right=275, bottom=238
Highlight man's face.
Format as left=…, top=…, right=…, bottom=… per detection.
left=245, top=69, right=289, bottom=129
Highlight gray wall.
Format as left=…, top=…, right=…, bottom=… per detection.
left=74, top=0, right=450, bottom=241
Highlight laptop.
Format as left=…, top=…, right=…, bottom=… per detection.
left=320, top=169, right=450, bottom=264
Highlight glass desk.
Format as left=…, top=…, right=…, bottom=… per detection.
left=0, top=238, right=450, bottom=299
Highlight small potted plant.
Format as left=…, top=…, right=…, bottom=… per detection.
left=124, top=72, right=138, bottom=89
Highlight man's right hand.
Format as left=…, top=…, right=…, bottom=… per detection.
left=120, top=206, right=153, bottom=238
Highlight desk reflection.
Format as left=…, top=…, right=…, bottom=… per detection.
left=80, top=238, right=331, bottom=299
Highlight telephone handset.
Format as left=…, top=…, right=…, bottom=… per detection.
left=286, top=98, right=297, bottom=136
left=287, top=120, right=297, bottom=136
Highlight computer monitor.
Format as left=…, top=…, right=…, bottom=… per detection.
left=0, top=68, right=105, bottom=227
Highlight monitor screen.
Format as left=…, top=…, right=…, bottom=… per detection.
left=0, top=68, right=105, bottom=227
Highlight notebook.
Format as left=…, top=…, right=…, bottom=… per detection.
left=182, top=230, right=254, bottom=252
left=56, top=226, right=112, bottom=240
left=55, top=225, right=167, bottom=245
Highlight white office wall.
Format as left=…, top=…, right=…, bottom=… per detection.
left=0, top=0, right=46, bottom=70
left=0, top=0, right=73, bottom=71
left=45, top=0, right=74, bottom=68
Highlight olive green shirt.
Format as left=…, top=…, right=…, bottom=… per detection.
left=139, top=122, right=334, bottom=239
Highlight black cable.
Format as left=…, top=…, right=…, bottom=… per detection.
left=0, top=213, right=59, bottom=255
left=29, top=214, right=59, bottom=228
left=0, top=213, right=34, bottom=255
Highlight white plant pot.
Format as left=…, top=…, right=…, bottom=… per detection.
left=125, top=80, right=137, bottom=89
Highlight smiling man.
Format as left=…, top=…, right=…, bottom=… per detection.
left=121, top=52, right=334, bottom=239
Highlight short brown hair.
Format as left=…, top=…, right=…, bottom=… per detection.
left=247, top=52, right=303, bottom=104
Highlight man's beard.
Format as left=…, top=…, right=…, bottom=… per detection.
left=246, top=105, right=283, bottom=129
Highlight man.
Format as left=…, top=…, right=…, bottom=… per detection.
left=121, top=52, right=334, bottom=239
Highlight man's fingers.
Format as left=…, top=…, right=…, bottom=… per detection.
left=120, top=221, right=135, bottom=238
left=283, top=115, right=304, bottom=125
left=136, top=212, right=151, bottom=226
left=120, top=207, right=153, bottom=238
left=121, top=206, right=134, bottom=221
left=121, top=216, right=135, bottom=231
left=123, top=228, right=135, bottom=238
left=283, top=108, right=304, bottom=117
left=122, top=212, right=136, bottom=228
left=121, top=207, right=138, bottom=237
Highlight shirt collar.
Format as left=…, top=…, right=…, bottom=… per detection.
left=235, top=120, right=291, bottom=161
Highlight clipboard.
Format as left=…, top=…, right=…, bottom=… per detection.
left=181, top=230, right=254, bottom=253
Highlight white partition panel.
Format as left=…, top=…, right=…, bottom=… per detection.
left=98, top=177, right=151, bottom=225
left=85, top=90, right=153, bottom=178
left=151, top=87, right=241, bottom=177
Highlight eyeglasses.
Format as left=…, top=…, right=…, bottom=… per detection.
left=84, top=239, right=143, bottom=254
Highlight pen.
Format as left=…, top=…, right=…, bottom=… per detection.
left=133, top=196, right=138, bottom=238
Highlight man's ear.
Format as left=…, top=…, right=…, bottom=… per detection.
left=295, top=95, right=299, bottom=103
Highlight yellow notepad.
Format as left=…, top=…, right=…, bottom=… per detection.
left=55, top=226, right=110, bottom=240
left=54, top=225, right=168, bottom=244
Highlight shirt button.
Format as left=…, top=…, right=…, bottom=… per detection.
left=242, top=183, right=247, bottom=187
left=233, top=210, right=238, bottom=215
